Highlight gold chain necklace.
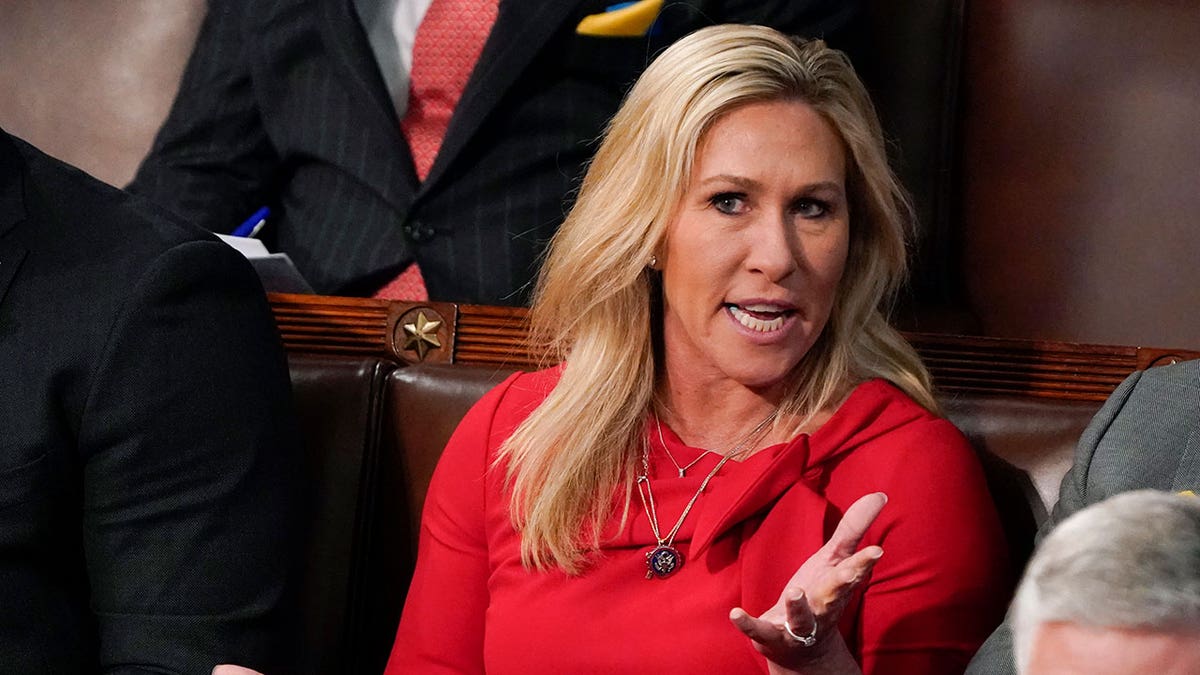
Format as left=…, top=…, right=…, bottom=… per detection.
left=653, top=413, right=713, bottom=478
left=637, top=409, right=779, bottom=579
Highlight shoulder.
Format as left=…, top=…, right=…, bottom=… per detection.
left=1121, top=361, right=1200, bottom=443
left=1089, top=360, right=1200, bottom=437
left=1071, top=360, right=1200, bottom=496
left=825, top=379, right=969, bottom=456
left=1101, top=360, right=1200, bottom=447
left=3, top=133, right=262, bottom=359
left=815, top=382, right=1008, bottom=580
left=821, top=382, right=1008, bottom=583
left=428, top=366, right=563, bottom=505
left=454, top=366, right=564, bottom=447
left=1092, top=360, right=1199, bottom=443
left=1123, top=359, right=1200, bottom=410
left=499, top=366, right=563, bottom=405
left=819, top=379, right=980, bottom=491
left=14, top=133, right=237, bottom=275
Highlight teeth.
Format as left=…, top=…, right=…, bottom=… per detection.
left=741, top=303, right=783, bottom=312
left=729, top=305, right=786, bottom=332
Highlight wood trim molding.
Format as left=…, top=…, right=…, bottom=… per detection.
left=269, top=293, right=1200, bottom=402
left=269, top=293, right=459, bottom=366
left=908, top=332, right=1197, bottom=400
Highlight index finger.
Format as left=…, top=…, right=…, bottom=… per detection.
left=824, top=492, right=887, bottom=559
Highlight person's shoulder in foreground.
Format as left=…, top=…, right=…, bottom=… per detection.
left=1052, top=358, right=1200, bottom=509
left=966, top=358, right=1200, bottom=674
left=0, top=128, right=301, bottom=673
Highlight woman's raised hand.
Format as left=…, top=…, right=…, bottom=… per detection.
left=729, top=492, right=887, bottom=674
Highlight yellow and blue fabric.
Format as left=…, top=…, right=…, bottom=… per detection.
left=576, top=0, right=663, bottom=37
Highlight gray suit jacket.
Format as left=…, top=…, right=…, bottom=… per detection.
left=966, top=358, right=1200, bottom=674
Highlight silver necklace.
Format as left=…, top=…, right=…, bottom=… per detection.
left=637, top=409, right=779, bottom=579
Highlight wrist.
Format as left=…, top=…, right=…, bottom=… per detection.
left=768, top=634, right=860, bottom=675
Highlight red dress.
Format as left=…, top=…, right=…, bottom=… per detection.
left=386, top=368, right=1010, bottom=674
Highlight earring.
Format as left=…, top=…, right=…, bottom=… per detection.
left=648, top=254, right=658, bottom=270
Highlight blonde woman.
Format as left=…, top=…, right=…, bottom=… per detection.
left=387, top=25, right=1008, bottom=674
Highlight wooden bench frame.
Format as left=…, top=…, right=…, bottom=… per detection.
left=269, top=293, right=1200, bottom=402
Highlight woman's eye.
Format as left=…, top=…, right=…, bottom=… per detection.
left=794, top=199, right=829, bottom=219
left=711, top=193, right=746, bottom=215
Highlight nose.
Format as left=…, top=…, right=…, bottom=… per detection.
left=744, top=212, right=799, bottom=282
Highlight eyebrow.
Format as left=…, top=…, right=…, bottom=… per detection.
left=699, top=174, right=760, bottom=189
left=699, top=174, right=845, bottom=196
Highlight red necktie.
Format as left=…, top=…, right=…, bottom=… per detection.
left=374, top=0, right=500, bottom=301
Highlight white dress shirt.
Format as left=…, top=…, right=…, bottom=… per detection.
left=352, top=0, right=435, bottom=117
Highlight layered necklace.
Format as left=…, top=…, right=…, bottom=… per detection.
left=637, top=409, right=779, bottom=579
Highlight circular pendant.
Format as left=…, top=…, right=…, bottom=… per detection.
left=645, top=545, right=684, bottom=579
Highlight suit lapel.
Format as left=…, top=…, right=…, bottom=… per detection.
left=320, top=0, right=417, bottom=183
left=419, top=0, right=589, bottom=192
left=0, top=133, right=29, bottom=307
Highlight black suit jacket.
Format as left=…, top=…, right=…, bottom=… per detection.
left=129, top=0, right=863, bottom=303
left=0, top=130, right=300, bottom=673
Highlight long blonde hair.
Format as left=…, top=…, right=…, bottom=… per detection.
left=499, top=25, right=935, bottom=573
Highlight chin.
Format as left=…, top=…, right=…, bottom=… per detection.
left=728, top=360, right=804, bottom=392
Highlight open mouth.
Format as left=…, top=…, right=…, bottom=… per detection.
left=726, top=303, right=794, bottom=332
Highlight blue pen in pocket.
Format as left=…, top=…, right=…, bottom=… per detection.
left=232, top=207, right=270, bottom=237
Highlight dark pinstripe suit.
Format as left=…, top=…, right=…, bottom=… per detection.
left=129, top=0, right=863, bottom=304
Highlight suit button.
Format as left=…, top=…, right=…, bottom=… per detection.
left=404, top=221, right=435, bottom=243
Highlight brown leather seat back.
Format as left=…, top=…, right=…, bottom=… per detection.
left=383, top=364, right=515, bottom=535
left=289, top=355, right=396, bottom=675
left=355, top=364, right=515, bottom=671
left=375, top=364, right=1096, bottom=594
left=941, top=393, right=1098, bottom=571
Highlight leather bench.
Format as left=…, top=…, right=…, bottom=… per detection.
left=289, top=355, right=397, bottom=675
left=278, top=295, right=1198, bottom=673
left=285, top=358, right=1107, bottom=675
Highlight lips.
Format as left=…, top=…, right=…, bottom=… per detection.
left=726, top=303, right=794, bottom=332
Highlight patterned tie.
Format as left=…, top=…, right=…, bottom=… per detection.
left=374, top=0, right=500, bottom=301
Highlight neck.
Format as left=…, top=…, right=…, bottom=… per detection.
left=656, top=377, right=786, bottom=453
left=656, top=372, right=848, bottom=454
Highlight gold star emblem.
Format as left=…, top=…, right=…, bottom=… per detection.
left=401, top=311, right=442, bottom=360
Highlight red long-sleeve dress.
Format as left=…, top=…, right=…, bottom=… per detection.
left=386, top=368, right=1010, bottom=673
